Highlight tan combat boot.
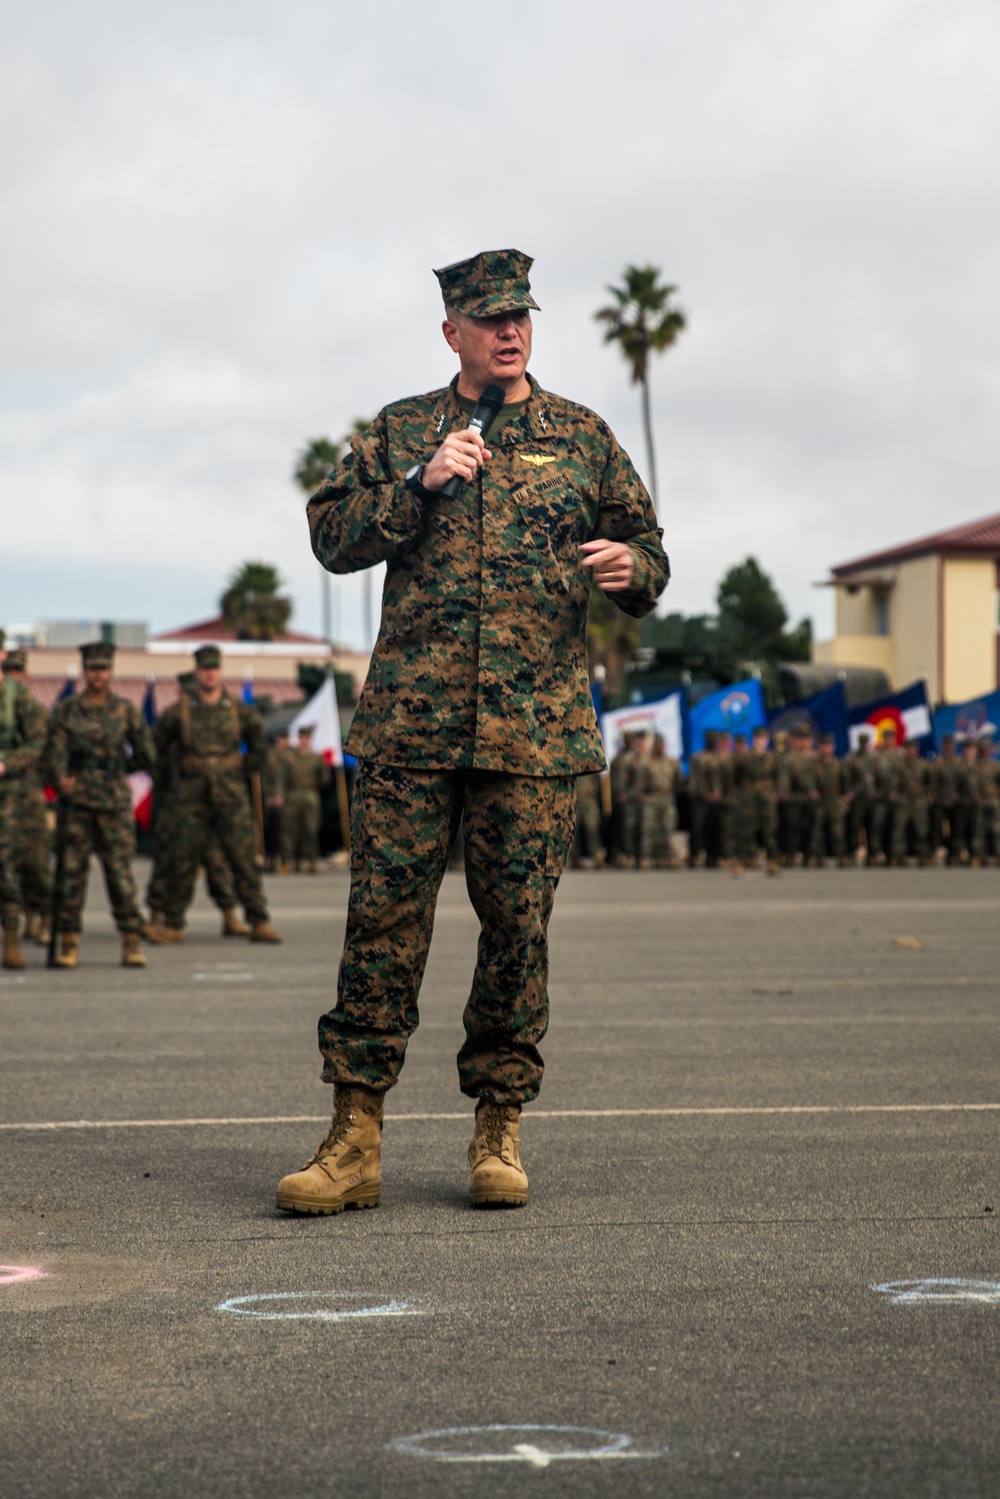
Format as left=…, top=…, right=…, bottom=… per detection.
left=3, top=928, right=26, bottom=970
left=221, top=907, right=251, bottom=937
left=144, top=920, right=185, bottom=944
left=250, top=920, right=282, bottom=943
left=142, top=910, right=163, bottom=939
left=275, top=1087, right=383, bottom=1214
left=121, top=932, right=147, bottom=967
left=52, top=933, right=79, bottom=969
left=468, top=1101, right=528, bottom=1208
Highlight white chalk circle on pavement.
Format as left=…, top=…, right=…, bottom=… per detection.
left=872, top=1279, right=1000, bottom=1305
left=389, top=1425, right=664, bottom=1467
left=215, top=1291, right=427, bottom=1321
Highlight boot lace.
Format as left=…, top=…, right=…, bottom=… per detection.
left=477, top=1105, right=514, bottom=1159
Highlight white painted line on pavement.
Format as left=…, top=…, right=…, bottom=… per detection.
left=2, top=1102, right=999, bottom=1131
left=872, top=1279, right=1000, bottom=1305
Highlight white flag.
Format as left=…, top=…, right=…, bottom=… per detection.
left=287, top=676, right=344, bottom=768
left=600, top=692, right=684, bottom=761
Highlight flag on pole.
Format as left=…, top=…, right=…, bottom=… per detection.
left=847, top=680, right=933, bottom=753
left=768, top=680, right=849, bottom=756
left=287, top=675, right=344, bottom=767
left=687, top=678, right=767, bottom=758
left=55, top=675, right=76, bottom=703
left=600, top=692, right=684, bottom=762
left=242, top=672, right=255, bottom=706
left=932, top=688, right=1000, bottom=747
left=141, top=678, right=157, bottom=728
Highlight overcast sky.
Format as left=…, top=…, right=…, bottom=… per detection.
left=3, top=0, right=999, bottom=648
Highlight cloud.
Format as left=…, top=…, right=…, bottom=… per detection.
left=3, top=0, right=999, bottom=648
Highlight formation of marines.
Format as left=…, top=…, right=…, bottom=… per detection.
left=585, top=723, right=1000, bottom=873
left=0, top=640, right=324, bottom=970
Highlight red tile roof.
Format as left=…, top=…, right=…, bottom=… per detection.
left=151, top=615, right=328, bottom=645
left=832, top=512, right=1000, bottom=577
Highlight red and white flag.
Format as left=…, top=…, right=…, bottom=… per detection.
left=287, top=676, right=344, bottom=768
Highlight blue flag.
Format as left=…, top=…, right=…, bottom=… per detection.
left=242, top=676, right=255, bottom=706
left=687, top=678, right=766, bottom=757
left=55, top=676, right=76, bottom=702
left=768, top=680, right=849, bottom=756
left=141, top=679, right=157, bottom=727
left=847, top=680, right=933, bottom=754
left=932, top=689, right=1000, bottom=751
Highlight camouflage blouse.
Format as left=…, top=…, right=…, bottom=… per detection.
left=307, top=376, right=670, bottom=775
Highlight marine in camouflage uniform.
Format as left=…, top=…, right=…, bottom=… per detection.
left=609, top=732, right=641, bottom=866
left=689, top=733, right=731, bottom=867
left=777, top=727, right=819, bottom=865
left=811, top=734, right=847, bottom=864
left=638, top=734, right=679, bottom=867
left=732, top=726, right=780, bottom=873
left=928, top=735, right=962, bottom=862
left=572, top=770, right=605, bottom=866
left=970, top=739, right=1000, bottom=865
left=843, top=732, right=875, bottom=861
left=277, top=247, right=669, bottom=1216
left=145, top=674, right=247, bottom=937
left=1, top=651, right=52, bottom=942
left=148, top=646, right=280, bottom=942
left=278, top=725, right=332, bottom=870
left=868, top=728, right=902, bottom=865
left=44, top=642, right=154, bottom=967
left=892, top=739, right=931, bottom=864
left=0, top=651, right=49, bottom=969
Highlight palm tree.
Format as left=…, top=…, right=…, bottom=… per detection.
left=294, top=437, right=343, bottom=496
left=220, top=562, right=292, bottom=641
left=595, top=266, right=686, bottom=507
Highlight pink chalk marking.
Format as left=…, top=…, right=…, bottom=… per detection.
left=0, top=1264, right=48, bottom=1286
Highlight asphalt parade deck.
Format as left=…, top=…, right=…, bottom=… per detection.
left=3, top=865, right=999, bottom=1498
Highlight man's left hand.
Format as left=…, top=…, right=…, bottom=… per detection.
left=579, top=539, right=635, bottom=593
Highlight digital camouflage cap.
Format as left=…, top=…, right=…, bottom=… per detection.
left=80, top=641, right=114, bottom=668
left=434, top=249, right=540, bottom=319
left=2, top=648, right=27, bottom=673
left=194, top=645, right=223, bottom=669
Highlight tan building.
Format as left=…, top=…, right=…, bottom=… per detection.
left=814, top=513, right=1000, bottom=704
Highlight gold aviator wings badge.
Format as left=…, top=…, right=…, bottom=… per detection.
left=519, top=452, right=557, bottom=466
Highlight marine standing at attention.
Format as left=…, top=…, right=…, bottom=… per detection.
left=0, top=649, right=49, bottom=970
left=147, top=646, right=282, bottom=945
left=44, top=642, right=155, bottom=969
left=276, top=248, right=670, bottom=1216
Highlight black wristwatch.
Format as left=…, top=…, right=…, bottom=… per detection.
left=405, top=463, right=437, bottom=501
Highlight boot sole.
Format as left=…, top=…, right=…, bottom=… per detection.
left=469, top=1190, right=528, bottom=1209
left=275, top=1185, right=381, bottom=1216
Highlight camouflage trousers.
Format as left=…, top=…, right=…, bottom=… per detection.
left=146, top=803, right=237, bottom=915
left=732, top=790, right=778, bottom=864
left=280, top=788, right=321, bottom=864
left=319, top=763, right=576, bottom=1106
left=971, top=799, right=1000, bottom=861
left=0, top=789, right=27, bottom=932
left=55, top=804, right=143, bottom=935
left=780, top=797, right=816, bottom=860
left=574, top=792, right=603, bottom=860
left=161, top=774, right=268, bottom=928
left=891, top=798, right=930, bottom=861
left=19, top=786, right=52, bottom=916
left=639, top=794, right=677, bottom=862
left=868, top=798, right=895, bottom=860
left=811, top=798, right=846, bottom=859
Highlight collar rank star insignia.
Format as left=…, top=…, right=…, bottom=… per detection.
left=519, top=452, right=557, bottom=466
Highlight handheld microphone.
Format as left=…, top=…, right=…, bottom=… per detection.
left=439, top=383, right=506, bottom=499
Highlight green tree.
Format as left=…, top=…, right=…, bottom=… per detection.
left=715, top=557, right=812, bottom=665
left=586, top=580, right=641, bottom=705
left=595, top=265, right=686, bottom=506
left=220, top=562, right=292, bottom=641
left=294, top=437, right=342, bottom=496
